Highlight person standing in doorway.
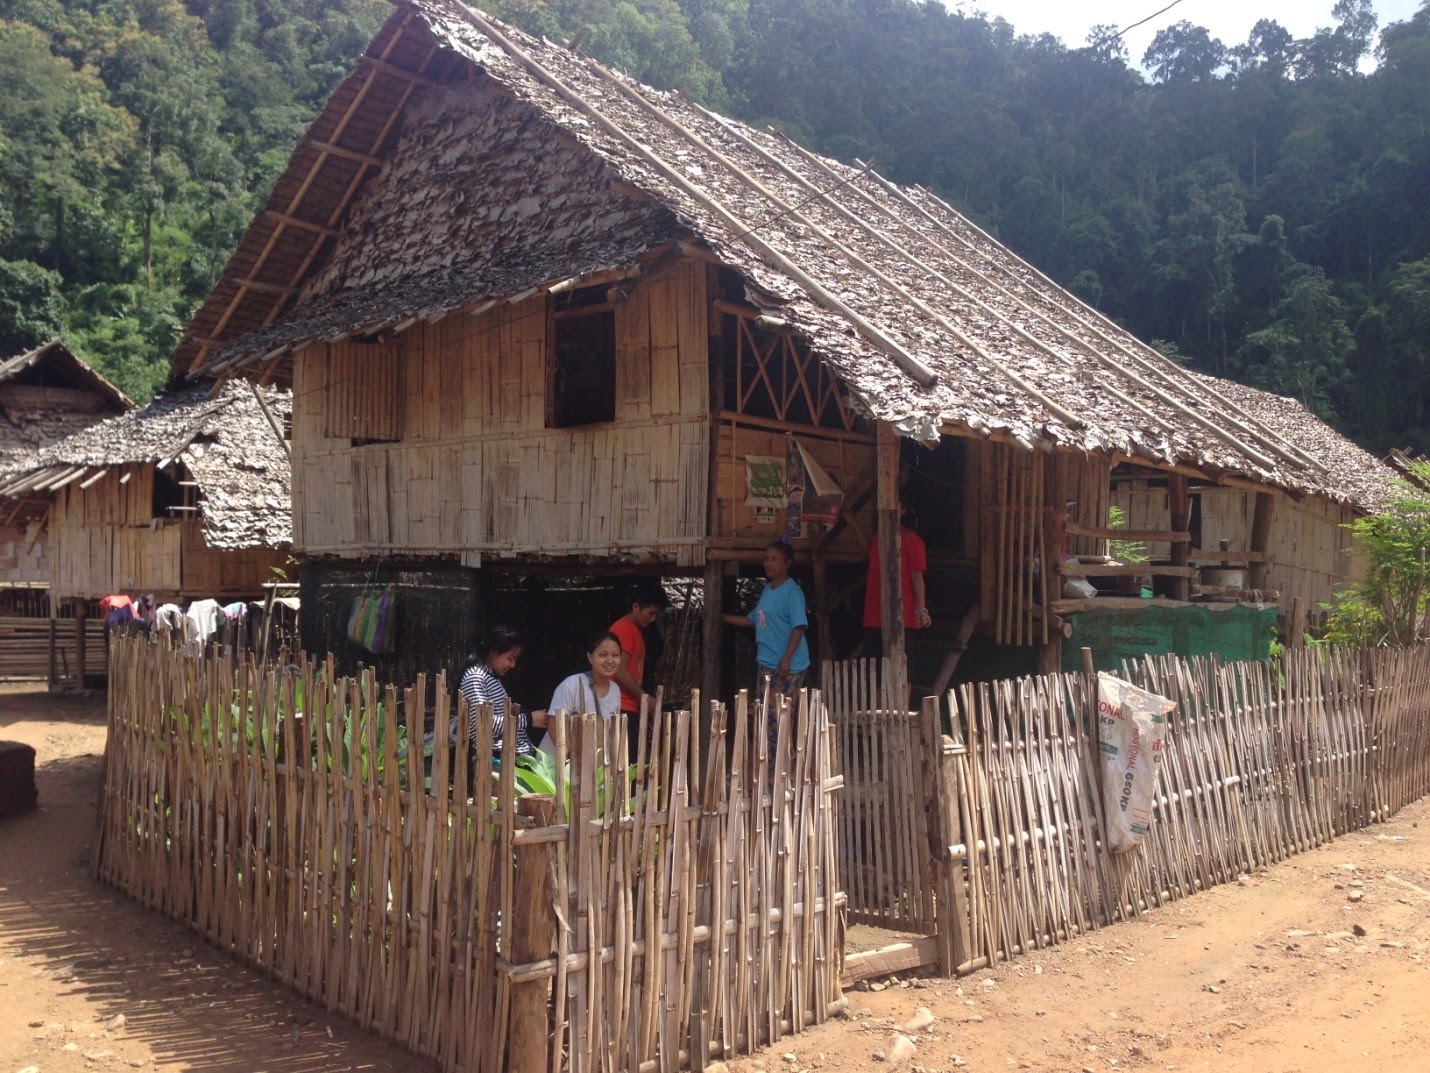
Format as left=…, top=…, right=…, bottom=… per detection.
left=863, top=512, right=931, bottom=656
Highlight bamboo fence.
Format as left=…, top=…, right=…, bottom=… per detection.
left=94, top=638, right=845, bottom=1073
left=826, top=643, right=1430, bottom=977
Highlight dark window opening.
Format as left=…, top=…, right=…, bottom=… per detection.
left=549, top=302, right=616, bottom=428
left=152, top=466, right=186, bottom=518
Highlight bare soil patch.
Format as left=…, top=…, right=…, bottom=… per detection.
left=0, top=684, right=435, bottom=1073
left=734, top=799, right=1430, bottom=1073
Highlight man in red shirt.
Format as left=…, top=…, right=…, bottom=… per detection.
left=609, top=580, right=669, bottom=717
left=863, top=518, right=931, bottom=654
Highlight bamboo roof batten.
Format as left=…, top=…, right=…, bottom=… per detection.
left=845, top=162, right=1299, bottom=476
left=188, top=10, right=424, bottom=376
left=875, top=171, right=1325, bottom=475
left=680, top=101, right=1090, bottom=429
left=454, top=3, right=938, bottom=390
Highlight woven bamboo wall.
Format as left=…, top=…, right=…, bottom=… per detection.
left=48, top=467, right=285, bottom=601
left=1198, top=489, right=1363, bottom=610
left=292, top=258, right=711, bottom=565
left=0, top=520, right=48, bottom=583
left=50, top=474, right=181, bottom=600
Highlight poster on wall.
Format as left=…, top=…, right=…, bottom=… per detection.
left=745, top=455, right=786, bottom=524
left=784, top=436, right=845, bottom=537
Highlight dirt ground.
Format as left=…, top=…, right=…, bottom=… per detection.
left=3, top=683, right=1428, bottom=1073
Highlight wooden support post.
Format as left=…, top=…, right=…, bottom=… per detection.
left=509, top=793, right=557, bottom=1073
left=75, top=604, right=87, bottom=689
left=1168, top=475, right=1191, bottom=602
left=1248, top=492, right=1276, bottom=592
left=921, top=695, right=968, bottom=975
left=876, top=423, right=905, bottom=674
left=1289, top=596, right=1306, bottom=649
left=811, top=550, right=830, bottom=675
left=1035, top=631, right=1063, bottom=676
left=47, top=616, right=57, bottom=688
left=700, top=557, right=723, bottom=740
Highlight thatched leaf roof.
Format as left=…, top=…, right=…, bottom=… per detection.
left=171, top=0, right=1396, bottom=513
left=0, top=340, right=133, bottom=472
left=0, top=382, right=292, bottom=551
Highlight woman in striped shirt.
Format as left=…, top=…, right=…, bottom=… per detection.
left=457, top=626, right=548, bottom=758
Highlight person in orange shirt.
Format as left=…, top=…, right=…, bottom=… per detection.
left=608, top=579, right=669, bottom=719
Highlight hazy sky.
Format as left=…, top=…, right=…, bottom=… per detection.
left=972, top=0, right=1423, bottom=66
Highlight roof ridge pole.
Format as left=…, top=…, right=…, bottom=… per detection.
left=449, top=3, right=939, bottom=389
left=860, top=166, right=1325, bottom=475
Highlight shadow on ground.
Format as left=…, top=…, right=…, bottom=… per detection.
left=0, top=684, right=434, bottom=1073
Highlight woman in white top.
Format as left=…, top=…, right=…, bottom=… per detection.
left=541, top=631, right=623, bottom=757
left=548, top=630, right=624, bottom=719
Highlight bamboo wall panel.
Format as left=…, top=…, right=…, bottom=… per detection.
left=0, top=617, right=107, bottom=679
left=1108, top=477, right=1172, bottom=560
left=1048, top=450, right=1112, bottom=559
left=713, top=421, right=874, bottom=555
left=292, top=259, right=711, bottom=562
left=980, top=443, right=1050, bottom=645
left=95, top=639, right=845, bottom=1073
left=50, top=482, right=182, bottom=600
left=179, top=519, right=289, bottom=596
left=1198, top=489, right=1364, bottom=610
left=0, top=520, right=49, bottom=583
left=47, top=468, right=282, bottom=601
left=324, top=341, right=401, bottom=440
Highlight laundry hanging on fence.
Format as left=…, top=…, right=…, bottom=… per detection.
left=1096, top=672, right=1174, bottom=854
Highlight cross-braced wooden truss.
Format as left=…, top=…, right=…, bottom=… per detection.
left=731, top=312, right=855, bottom=431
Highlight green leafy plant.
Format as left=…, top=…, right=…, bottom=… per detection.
left=1108, top=504, right=1149, bottom=564
left=1325, top=461, right=1430, bottom=646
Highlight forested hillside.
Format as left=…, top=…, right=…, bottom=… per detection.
left=2, top=0, right=1428, bottom=454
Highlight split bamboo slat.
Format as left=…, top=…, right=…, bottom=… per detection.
left=824, top=644, right=1430, bottom=978
left=94, top=638, right=845, bottom=1073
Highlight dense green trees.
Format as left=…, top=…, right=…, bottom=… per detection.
left=2, top=0, right=1428, bottom=458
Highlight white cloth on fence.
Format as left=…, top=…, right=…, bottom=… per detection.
left=154, top=603, right=185, bottom=633
left=185, top=599, right=222, bottom=645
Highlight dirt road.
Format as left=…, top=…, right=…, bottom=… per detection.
left=3, top=683, right=1427, bottom=1073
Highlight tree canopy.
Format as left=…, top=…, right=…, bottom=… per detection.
left=2, top=0, right=1427, bottom=459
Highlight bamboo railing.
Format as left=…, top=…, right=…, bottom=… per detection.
left=827, top=644, right=1430, bottom=978
left=94, top=639, right=845, bottom=1073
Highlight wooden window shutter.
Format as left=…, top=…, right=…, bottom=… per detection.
left=324, top=342, right=401, bottom=441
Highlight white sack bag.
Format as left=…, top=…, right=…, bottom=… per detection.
left=1097, top=671, right=1175, bottom=854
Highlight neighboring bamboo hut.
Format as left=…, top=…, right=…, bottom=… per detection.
left=0, top=340, right=132, bottom=678
left=0, top=380, right=292, bottom=683
left=0, top=340, right=132, bottom=586
left=165, top=0, right=1395, bottom=696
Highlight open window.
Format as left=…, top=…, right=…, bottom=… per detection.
left=548, top=288, right=616, bottom=428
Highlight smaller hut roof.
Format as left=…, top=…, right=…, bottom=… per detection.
left=0, top=340, right=133, bottom=472
left=0, top=381, right=292, bottom=550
